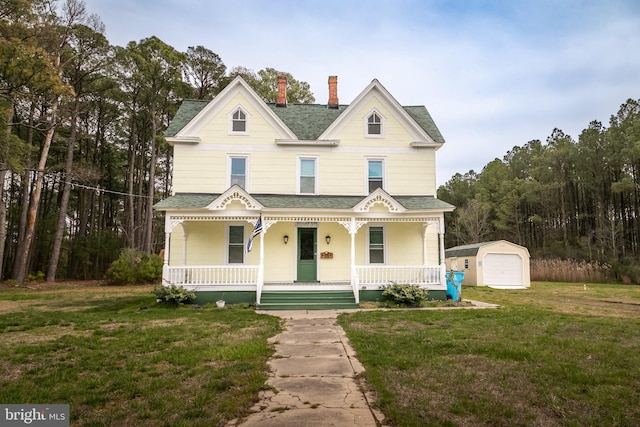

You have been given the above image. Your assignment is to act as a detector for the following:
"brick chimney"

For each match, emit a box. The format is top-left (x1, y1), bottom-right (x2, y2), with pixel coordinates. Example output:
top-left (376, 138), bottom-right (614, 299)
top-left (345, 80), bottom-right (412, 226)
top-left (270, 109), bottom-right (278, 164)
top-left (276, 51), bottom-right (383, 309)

top-left (328, 76), bottom-right (339, 109)
top-left (276, 75), bottom-right (287, 107)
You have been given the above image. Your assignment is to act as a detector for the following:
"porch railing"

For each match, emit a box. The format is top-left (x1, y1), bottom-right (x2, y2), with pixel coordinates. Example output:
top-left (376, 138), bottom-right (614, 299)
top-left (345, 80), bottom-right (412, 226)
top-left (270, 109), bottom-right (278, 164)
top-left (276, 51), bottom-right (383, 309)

top-left (165, 265), bottom-right (259, 286)
top-left (356, 265), bottom-right (442, 286)
top-left (164, 265), bottom-right (441, 288)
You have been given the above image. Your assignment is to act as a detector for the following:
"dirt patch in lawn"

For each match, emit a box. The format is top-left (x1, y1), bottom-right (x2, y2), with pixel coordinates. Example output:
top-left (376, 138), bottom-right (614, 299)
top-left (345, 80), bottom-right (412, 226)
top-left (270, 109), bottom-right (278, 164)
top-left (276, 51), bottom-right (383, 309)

top-left (0, 280), bottom-right (154, 293)
top-left (3, 324), bottom-right (93, 345)
top-left (0, 281), bottom-right (155, 314)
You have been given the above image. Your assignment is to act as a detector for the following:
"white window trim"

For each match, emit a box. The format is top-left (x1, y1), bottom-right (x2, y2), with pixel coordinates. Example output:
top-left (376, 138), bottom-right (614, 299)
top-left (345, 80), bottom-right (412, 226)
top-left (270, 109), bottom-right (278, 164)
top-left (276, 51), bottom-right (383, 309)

top-left (365, 109), bottom-right (385, 138)
top-left (226, 223), bottom-right (246, 265)
top-left (297, 156), bottom-right (318, 195)
top-left (228, 105), bottom-right (250, 135)
top-left (227, 155), bottom-right (249, 191)
top-left (365, 157), bottom-right (385, 194)
top-left (366, 224), bottom-right (386, 264)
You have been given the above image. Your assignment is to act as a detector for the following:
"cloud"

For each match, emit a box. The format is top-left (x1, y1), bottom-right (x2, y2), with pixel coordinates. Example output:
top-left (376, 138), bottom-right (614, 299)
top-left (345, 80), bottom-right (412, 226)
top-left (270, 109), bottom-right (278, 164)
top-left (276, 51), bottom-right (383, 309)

top-left (85, 0), bottom-right (640, 186)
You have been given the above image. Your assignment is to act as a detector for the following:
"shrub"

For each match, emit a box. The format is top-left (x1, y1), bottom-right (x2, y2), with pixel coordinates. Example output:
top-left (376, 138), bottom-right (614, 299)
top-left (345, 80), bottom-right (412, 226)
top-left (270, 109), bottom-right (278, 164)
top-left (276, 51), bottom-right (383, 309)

top-left (611, 259), bottom-right (640, 284)
top-left (381, 283), bottom-right (428, 306)
top-left (153, 284), bottom-right (196, 305)
top-left (26, 271), bottom-right (45, 282)
top-left (106, 249), bottom-right (163, 285)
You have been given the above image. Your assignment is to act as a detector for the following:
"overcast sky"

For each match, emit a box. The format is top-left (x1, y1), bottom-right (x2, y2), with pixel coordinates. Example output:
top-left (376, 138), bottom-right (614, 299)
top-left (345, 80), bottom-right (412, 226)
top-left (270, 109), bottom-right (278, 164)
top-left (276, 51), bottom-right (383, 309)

top-left (84, 0), bottom-right (640, 186)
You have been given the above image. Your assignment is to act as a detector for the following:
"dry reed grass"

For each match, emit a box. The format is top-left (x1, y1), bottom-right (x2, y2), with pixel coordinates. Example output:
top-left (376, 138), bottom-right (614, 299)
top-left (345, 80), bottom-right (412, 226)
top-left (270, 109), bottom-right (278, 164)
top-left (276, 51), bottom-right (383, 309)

top-left (531, 258), bottom-right (612, 282)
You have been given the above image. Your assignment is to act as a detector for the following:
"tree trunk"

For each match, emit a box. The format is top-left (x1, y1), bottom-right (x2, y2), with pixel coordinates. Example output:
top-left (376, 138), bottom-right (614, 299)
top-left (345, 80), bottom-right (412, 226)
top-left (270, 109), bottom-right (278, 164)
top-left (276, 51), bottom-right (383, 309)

top-left (126, 119), bottom-right (136, 248)
top-left (0, 103), bottom-right (13, 280)
top-left (14, 99), bottom-right (59, 285)
top-left (12, 104), bottom-right (36, 278)
top-left (144, 105), bottom-right (157, 253)
top-left (46, 100), bottom-right (78, 282)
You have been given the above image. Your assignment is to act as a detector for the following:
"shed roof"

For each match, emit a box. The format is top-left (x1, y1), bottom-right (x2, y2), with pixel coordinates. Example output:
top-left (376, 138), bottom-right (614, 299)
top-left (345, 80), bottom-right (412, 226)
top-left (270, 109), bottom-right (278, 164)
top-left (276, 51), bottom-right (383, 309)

top-left (444, 240), bottom-right (529, 257)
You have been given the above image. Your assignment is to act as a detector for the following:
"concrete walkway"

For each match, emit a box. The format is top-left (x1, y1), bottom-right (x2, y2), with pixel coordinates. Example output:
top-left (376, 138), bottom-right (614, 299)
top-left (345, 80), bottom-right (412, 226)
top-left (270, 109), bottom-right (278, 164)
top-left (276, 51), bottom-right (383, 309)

top-left (228, 300), bottom-right (500, 426)
top-left (229, 309), bottom-right (384, 426)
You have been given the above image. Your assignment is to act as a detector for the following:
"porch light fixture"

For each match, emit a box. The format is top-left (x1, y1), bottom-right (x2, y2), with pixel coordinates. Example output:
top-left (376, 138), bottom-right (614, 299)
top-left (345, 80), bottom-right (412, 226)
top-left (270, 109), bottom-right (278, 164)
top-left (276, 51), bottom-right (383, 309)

top-left (283, 235), bottom-right (289, 244)
top-left (325, 235), bottom-right (331, 245)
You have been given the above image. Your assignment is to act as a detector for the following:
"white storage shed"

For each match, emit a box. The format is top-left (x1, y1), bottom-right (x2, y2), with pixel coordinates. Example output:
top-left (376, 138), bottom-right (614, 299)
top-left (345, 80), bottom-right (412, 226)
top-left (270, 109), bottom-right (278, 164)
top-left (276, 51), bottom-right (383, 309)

top-left (445, 240), bottom-right (531, 289)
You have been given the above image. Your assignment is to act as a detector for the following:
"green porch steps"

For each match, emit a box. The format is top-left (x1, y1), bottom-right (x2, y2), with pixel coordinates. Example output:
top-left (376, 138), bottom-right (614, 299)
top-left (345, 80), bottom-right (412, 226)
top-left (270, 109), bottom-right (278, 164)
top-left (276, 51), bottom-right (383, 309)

top-left (258, 291), bottom-right (359, 310)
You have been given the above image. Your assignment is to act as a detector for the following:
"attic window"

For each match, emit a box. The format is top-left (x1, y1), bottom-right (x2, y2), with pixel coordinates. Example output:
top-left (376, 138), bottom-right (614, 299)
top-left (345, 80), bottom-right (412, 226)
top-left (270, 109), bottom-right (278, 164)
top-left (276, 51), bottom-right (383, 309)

top-left (367, 112), bottom-right (382, 136)
top-left (232, 108), bottom-right (246, 132)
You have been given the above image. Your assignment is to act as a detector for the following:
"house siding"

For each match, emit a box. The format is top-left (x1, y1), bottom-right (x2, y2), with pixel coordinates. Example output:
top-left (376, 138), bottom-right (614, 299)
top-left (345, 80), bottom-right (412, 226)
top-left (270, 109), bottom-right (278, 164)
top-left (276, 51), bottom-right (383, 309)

top-left (173, 144), bottom-right (437, 196)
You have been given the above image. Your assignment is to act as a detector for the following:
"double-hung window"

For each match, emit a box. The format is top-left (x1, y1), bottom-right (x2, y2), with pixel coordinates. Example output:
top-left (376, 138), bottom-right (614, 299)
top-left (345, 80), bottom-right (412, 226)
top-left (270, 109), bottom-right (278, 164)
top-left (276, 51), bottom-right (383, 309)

top-left (369, 226), bottom-right (385, 264)
top-left (231, 108), bottom-right (247, 133)
top-left (230, 156), bottom-right (247, 189)
top-left (228, 226), bottom-right (244, 264)
top-left (368, 159), bottom-right (384, 193)
top-left (299, 157), bottom-right (317, 194)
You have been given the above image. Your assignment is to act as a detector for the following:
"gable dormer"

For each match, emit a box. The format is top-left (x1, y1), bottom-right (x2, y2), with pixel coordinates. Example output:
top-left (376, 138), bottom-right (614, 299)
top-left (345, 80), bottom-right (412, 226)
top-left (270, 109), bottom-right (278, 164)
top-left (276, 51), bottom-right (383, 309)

top-left (319, 79), bottom-right (443, 148)
top-left (166, 76), bottom-right (297, 145)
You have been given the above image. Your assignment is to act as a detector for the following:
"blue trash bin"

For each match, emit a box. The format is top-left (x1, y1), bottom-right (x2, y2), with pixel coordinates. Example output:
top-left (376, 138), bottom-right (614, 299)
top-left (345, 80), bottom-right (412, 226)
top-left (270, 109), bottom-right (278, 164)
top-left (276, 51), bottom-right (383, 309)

top-left (446, 271), bottom-right (465, 301)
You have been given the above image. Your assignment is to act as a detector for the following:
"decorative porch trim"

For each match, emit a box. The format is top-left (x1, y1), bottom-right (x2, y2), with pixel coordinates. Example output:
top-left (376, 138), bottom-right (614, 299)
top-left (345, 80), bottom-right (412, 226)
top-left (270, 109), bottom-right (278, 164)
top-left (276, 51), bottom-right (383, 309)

top-left (206, 185), bottom-right (264, 211)
top-left (353, 188), bottom-right (406, 213)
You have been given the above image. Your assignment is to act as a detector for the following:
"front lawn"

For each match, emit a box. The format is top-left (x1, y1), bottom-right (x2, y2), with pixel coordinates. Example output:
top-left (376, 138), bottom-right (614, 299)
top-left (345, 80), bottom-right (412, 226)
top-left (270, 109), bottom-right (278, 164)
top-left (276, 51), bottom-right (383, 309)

top-left (0, 284), bottom-right (281, 426)
top-left (4, 282), bottom-right (638, 426)
top-left (339, 282), bottom-right (640, 426)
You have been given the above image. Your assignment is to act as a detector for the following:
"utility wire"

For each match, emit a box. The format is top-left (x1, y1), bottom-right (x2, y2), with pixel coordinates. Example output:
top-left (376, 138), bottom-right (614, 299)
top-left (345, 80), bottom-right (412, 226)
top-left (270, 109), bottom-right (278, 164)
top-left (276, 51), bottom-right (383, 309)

top-left (63, 181), bottom-right (155, 199)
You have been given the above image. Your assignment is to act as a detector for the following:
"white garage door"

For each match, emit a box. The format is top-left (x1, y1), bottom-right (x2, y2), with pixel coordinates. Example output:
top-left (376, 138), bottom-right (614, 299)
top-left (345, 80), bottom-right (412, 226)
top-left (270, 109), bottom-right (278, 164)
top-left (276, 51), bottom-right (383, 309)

top-left (483, 253), bottom-right (523, 288)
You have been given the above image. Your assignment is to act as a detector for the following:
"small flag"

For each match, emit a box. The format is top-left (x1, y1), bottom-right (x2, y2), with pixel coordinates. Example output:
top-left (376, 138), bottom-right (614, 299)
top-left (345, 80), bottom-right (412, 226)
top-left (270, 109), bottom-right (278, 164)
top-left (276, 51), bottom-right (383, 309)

top-left (246, 214), bottom-right (263, 252)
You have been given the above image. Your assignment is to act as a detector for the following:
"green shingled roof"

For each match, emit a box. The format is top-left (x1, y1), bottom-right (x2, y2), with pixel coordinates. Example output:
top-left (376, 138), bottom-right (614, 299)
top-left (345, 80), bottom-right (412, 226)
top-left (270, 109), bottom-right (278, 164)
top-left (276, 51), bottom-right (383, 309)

top-left (165, 99), bottom-right (208, 137)
top-left (268, 104), bottom-right (347, 140)
top-left (154, 193), bottom-right (454, 211)
top-left (404, 106), bottom-right (445, 144)
top-left (164, 100), bottom-right (444, 144)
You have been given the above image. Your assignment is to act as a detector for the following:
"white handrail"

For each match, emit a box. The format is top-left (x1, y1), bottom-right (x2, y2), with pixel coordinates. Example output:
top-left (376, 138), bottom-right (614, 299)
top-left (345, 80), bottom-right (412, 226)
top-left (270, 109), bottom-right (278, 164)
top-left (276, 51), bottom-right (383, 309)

top-left (356, 265), bottom-right (441, 285)
top-left (166, 265), bottom-right (259, 286)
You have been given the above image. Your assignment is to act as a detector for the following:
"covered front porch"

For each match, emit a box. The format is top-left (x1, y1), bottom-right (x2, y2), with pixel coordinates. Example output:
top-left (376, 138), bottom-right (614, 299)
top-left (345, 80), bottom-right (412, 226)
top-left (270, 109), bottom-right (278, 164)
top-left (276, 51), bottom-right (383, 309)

top-left (156, 187), bottom-right (453, 305)
top-left (161, 215), bottom-right (447, 304)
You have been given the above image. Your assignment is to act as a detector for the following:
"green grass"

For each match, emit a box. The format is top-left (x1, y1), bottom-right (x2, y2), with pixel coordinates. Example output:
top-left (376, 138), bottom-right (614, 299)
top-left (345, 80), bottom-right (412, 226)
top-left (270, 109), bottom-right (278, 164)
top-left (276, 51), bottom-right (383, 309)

top-left (5, 282), bottom-right (639, 426)
top-left (0, 284), bottom-right (281, 426)
top-left (338, 282), bottom-right (640, 427)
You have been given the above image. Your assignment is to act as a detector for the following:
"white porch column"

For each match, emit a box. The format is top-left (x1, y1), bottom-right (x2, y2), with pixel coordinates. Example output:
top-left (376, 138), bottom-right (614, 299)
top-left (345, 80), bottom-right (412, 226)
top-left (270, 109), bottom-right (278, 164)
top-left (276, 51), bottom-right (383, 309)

top-left (257, 223), bottom-right (265, 304)
top-left (422, 224), bottom-right (429, 283)
top-left (162, 214), bottom-right (171, 285)
top-left (349, 218), bottom-right (360, 303)
top-left (339, 218), bottom-right (366, 303)
top-left (182, 223), bottom-right (188, 266)
top-left (422, 224), bottom-right (429, 265)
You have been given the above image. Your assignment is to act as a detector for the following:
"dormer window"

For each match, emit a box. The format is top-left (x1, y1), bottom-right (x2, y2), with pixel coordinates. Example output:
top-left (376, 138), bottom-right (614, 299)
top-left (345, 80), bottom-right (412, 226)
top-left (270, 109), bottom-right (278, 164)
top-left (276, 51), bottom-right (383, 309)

top-left (231, 108), bottom-right (246, 132)
top-left (367, 112), bottom-right (382, 136)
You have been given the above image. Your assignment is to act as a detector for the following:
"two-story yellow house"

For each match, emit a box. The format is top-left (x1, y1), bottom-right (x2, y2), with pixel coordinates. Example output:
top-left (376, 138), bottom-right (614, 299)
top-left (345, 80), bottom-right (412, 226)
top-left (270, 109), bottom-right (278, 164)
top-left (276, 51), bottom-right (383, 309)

top-left (154, 75), bottom-right (454, 309)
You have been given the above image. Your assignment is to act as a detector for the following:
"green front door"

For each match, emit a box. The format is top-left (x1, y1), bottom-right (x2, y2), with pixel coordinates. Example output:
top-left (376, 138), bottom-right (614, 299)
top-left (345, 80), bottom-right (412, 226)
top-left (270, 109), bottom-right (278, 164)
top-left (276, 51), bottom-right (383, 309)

top-left (297, 228), bottom-right (317, 282)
